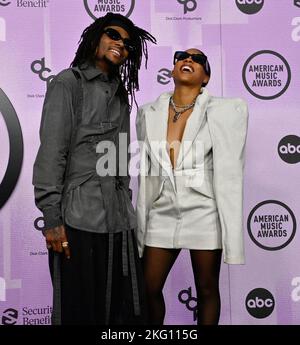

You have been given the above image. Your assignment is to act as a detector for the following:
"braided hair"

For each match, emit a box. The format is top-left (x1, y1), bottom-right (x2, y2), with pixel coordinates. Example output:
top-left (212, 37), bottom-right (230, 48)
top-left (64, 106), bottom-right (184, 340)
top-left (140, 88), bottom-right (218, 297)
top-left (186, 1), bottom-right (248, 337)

top-left (70, 12), bottom-right (156, 108)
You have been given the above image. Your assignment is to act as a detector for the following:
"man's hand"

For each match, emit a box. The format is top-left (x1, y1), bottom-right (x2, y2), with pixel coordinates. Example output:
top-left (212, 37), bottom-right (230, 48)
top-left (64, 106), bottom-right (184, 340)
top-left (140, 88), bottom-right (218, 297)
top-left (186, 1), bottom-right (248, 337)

top-left (43, 225), bottom-right (71, 259)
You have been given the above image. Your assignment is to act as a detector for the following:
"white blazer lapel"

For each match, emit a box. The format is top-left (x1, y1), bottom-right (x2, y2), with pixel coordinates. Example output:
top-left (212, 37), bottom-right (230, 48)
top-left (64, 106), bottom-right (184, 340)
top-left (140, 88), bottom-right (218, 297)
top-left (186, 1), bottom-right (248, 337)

top-left (176, 88), bottom-right (210, 169)
top-left (144, 92), bottom-right (175, 189)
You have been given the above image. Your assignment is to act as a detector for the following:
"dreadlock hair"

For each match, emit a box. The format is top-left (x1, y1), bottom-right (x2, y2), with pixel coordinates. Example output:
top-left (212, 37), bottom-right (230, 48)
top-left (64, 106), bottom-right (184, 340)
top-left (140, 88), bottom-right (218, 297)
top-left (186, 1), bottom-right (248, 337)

top-left (70, 12), bottom-right (156, 109)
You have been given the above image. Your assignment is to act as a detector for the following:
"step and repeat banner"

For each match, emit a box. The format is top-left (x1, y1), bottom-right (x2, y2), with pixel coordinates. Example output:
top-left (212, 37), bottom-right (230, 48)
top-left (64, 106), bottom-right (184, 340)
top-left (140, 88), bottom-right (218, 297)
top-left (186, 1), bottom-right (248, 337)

top-left (0, 0), bottom-right (299, 325)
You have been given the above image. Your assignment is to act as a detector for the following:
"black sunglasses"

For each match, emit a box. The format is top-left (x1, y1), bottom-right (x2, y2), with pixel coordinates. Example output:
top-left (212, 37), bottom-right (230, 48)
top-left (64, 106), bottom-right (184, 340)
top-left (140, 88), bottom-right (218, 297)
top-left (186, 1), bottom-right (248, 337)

top-left (173, 51), bottom-right (210, 74)
top-left (103, 28), bottom-right (135, 52)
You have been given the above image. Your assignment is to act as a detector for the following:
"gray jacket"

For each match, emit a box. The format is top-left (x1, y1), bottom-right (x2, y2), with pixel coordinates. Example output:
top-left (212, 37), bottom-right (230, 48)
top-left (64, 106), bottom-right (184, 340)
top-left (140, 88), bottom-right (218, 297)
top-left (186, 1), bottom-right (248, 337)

top-left (33, 63), bottom-right (137, 233)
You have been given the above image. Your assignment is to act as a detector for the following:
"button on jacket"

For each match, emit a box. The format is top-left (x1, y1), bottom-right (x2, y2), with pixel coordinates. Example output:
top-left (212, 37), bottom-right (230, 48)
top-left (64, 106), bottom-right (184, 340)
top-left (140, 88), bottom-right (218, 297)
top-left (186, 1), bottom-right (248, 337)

top-left (33, 63), bottom-right (137, 233)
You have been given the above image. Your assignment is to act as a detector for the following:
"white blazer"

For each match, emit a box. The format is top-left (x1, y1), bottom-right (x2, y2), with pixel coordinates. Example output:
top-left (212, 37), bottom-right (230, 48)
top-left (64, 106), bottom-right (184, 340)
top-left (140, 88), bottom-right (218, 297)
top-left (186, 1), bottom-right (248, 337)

top-left (135, 88), bottom-right (249, 264)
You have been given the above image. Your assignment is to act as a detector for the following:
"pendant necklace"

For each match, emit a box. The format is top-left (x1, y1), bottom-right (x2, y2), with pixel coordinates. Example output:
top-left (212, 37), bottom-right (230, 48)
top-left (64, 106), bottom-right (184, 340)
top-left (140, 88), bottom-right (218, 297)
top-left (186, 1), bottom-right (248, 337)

top-left (169, 96), bottom-right (197, 123)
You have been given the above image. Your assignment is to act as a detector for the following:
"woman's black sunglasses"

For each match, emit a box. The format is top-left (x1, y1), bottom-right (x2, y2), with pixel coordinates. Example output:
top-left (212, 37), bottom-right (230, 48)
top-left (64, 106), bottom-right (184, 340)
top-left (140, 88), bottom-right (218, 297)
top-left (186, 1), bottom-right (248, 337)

top-left (103, 28), bottom-right (136, 52)
top-left (173, 51), bottom-right (210, 74)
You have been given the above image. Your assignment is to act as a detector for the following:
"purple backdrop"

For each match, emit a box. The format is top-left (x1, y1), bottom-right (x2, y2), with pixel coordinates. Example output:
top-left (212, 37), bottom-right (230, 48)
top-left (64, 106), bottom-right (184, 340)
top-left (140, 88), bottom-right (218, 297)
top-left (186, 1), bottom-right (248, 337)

top-left (0, 0), bottom-right (300, 325)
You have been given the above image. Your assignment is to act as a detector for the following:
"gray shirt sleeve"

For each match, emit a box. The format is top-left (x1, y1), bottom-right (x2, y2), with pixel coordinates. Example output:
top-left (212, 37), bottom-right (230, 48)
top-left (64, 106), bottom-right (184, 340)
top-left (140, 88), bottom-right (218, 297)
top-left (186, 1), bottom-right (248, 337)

top-left (32, 78), bottom-right (73, 230)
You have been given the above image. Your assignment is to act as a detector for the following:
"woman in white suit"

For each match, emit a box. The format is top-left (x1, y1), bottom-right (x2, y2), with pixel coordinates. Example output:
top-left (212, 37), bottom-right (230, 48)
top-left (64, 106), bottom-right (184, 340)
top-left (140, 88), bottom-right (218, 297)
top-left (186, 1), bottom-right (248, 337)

top-left (136, 48), bottom-right (248, 325)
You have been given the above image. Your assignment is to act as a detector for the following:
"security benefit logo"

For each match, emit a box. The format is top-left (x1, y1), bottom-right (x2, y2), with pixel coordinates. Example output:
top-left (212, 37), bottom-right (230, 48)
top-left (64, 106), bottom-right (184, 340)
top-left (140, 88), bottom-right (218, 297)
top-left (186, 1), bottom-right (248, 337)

top-left (22, 305), bottom-right (52, 325)
top-left (1, 308), bottom-right (18, 325)
top-left (84, 0), bottom-right (135, 20)
top-left (0, 0), bottom-right (49, 8)
top-left (235, 0), bottom-right (264, 15)
top-left (157, 68), bottom-right (172, 85)
top-left (0, 89), bottom-right (23, 209)
top-left (178, 286), bottom-right (197, 322)
top-left (1, 306), bottom-right (52, 325)
top-left (278, 135), bottom-right (300, 164)
top-left (246, 288), bottom-right (275, 319)
top-left (247, 200), bottom-right (296, 251)
top-left (242, 50), bottom-right (291, 100)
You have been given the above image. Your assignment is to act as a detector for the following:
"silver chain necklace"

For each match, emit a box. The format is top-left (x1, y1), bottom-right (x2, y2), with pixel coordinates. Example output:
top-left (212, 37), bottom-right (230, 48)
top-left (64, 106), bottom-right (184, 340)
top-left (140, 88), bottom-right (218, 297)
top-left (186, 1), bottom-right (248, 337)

top-left (169, 96), bottom-right (197, 123)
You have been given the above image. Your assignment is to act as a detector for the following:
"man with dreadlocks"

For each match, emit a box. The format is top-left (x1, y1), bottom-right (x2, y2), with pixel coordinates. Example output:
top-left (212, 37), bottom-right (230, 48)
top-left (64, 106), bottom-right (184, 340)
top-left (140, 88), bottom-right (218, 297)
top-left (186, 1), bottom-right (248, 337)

top-left (33, 12), bottom-right (156, 325)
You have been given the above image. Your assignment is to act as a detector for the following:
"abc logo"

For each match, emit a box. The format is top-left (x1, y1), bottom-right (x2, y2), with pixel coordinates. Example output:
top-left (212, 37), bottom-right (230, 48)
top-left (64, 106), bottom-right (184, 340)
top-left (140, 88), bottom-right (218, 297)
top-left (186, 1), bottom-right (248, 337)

top-left (246, 288), bottom-right (275, 318)
top-left (236, 0), bottom-right (264, 15)
top-left (278, 135), bottom-right (300, 164)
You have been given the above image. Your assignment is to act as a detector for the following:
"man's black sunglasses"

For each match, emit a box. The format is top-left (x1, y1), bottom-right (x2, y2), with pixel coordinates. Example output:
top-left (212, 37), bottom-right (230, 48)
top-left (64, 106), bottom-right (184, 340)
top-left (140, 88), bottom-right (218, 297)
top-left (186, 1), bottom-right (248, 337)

top-left (173, 51), bottom-right (209, 74)
top-left (103, 28), bottom-right (136, 52)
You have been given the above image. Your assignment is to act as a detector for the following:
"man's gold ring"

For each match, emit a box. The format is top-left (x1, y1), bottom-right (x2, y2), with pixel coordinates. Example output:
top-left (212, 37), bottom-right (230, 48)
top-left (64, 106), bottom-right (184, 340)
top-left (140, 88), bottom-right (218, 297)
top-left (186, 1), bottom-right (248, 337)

top-left (62, 241), bottom-right (69, 248)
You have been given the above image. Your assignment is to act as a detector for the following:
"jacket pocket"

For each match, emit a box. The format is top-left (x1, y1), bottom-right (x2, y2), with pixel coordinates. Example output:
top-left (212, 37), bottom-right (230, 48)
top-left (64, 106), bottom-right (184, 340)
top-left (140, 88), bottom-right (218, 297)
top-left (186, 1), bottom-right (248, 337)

top-left (185, 169), bottom-right (215, 199)
top-left (151, 179), bottom-right (168, 208)
top-left (190, 184), bottom-right (215, 199)
top-left (189, 174), bottom-right (215, 199)
top-left (63, 176), bottom-right (106, 231)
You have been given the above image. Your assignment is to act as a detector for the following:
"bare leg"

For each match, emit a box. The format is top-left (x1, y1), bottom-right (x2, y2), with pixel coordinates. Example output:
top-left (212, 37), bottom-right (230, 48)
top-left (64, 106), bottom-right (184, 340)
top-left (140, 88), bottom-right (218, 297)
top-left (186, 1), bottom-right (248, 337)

top-left (143, 246), bottom-right (181, 325)
top-left (190, 249), bottom-right (222, 325)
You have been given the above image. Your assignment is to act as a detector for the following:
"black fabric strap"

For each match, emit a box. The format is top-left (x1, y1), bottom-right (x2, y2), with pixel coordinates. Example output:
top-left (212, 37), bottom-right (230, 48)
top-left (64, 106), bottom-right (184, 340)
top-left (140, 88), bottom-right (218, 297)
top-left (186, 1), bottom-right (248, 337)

top-left (51, 253), bottom-right (62, 325)
top-left (63, 69), bottom-right (83, 180)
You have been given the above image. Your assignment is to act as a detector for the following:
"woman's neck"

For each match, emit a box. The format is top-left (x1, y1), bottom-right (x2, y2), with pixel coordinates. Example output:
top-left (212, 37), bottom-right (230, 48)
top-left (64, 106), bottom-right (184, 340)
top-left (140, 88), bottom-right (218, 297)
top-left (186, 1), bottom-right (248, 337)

top-left (172, 85), bottom-right (202, 105)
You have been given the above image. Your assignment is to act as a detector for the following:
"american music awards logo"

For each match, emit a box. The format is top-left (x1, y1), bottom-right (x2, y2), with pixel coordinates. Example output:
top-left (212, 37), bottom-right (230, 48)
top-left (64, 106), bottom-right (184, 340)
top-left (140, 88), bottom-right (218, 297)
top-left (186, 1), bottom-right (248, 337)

top-left (242, 50), bottom-right (291, 100)
top-left (84, 0), bottom-right (135, 20)
top-left (247, 200), bottom-right (296, 251)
